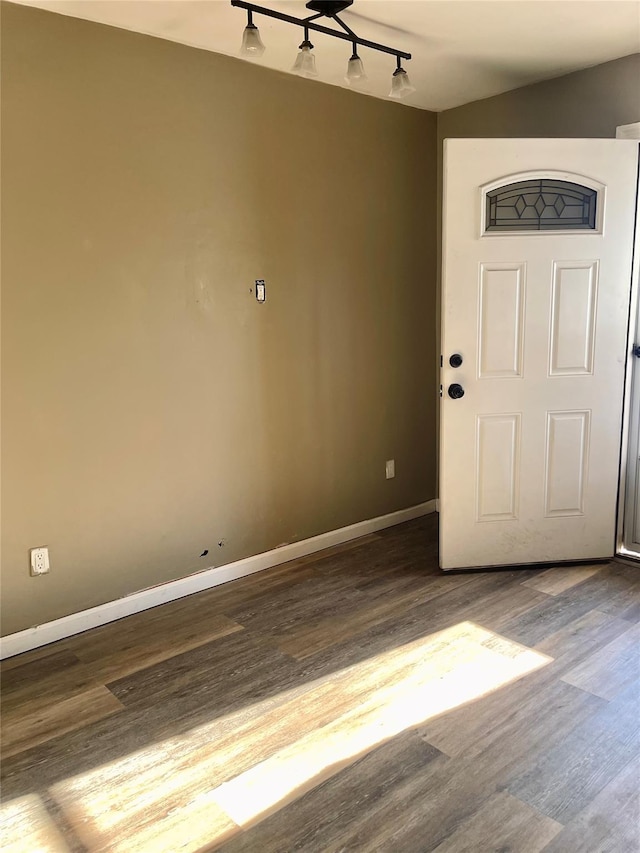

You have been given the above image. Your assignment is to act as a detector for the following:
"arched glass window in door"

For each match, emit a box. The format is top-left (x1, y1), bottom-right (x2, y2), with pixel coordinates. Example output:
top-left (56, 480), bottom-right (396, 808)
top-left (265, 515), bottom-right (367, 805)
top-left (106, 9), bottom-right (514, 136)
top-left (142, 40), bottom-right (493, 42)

top-left (485, 179), bottom-right (598, 232)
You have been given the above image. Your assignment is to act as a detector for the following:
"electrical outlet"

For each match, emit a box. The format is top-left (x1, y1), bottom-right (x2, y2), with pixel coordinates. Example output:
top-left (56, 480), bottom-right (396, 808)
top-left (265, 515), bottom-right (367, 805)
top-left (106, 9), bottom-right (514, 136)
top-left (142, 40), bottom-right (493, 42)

top-left (30, 547), bottom-right (50, 576)
top-left (385, 459), bottom-right (395, 479)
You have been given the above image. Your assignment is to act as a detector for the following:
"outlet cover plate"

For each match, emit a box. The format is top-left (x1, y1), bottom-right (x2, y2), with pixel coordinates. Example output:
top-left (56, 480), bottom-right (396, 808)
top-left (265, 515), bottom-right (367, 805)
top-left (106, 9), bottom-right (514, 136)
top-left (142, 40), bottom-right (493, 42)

top-left (30, 547), bottom-right (50, 576)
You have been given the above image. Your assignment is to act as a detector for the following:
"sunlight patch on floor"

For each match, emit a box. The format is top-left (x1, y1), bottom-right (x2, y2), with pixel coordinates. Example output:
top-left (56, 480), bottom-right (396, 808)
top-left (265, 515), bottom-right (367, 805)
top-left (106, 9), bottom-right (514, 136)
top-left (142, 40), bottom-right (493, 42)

top-left (208, 623), bottom-right (550, 826)
top-left (0, 794), bottom-right (69, 853)
top-left (1, 622), bottom-right (551, 852)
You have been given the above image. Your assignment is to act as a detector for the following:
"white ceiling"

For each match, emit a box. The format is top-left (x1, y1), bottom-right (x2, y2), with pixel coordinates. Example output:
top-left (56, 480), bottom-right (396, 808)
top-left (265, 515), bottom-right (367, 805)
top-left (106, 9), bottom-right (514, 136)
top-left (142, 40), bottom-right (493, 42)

top-left (12, 0), bottom-right (640, 110)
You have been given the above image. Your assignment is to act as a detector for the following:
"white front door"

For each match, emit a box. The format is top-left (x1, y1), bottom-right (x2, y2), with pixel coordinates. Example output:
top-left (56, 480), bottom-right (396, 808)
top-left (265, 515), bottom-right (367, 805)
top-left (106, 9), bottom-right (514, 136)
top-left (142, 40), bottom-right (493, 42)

top-left (440, 138), bottom-right (639, 570)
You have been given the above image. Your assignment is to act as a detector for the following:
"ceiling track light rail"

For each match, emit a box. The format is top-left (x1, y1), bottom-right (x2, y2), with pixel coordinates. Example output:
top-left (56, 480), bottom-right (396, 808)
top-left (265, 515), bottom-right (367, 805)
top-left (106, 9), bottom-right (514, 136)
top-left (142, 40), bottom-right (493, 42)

top-left (232, 0), bottom-right (414, 98)
top-left (231, 0), bottom-right (411, 60)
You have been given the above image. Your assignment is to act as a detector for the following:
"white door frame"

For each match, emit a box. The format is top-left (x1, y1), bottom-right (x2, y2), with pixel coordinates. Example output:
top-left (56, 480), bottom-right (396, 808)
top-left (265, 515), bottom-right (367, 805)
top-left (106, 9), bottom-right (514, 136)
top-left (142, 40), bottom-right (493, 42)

top-left (616, 145), bottom-right (640, 558)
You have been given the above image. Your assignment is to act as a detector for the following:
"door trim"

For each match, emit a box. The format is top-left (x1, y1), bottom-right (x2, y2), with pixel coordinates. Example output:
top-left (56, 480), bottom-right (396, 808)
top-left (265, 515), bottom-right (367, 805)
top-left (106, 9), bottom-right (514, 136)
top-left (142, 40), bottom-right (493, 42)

top-left (616, 144), bottom-right (640, 558)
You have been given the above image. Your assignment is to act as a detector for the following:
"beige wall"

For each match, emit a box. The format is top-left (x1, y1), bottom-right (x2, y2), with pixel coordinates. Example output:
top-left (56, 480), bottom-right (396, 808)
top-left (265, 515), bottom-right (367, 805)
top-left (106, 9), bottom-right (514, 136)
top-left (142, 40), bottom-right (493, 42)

top-left (1, 1), bottom-right (438, 635)
top-left (438, 53), bottom-right (640, 141)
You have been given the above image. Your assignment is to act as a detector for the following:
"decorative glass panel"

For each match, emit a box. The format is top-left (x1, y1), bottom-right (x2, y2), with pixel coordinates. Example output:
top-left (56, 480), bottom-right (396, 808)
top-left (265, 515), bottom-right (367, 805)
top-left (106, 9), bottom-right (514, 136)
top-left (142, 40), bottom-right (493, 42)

top-left (485, 179), bottom-right (597, 232)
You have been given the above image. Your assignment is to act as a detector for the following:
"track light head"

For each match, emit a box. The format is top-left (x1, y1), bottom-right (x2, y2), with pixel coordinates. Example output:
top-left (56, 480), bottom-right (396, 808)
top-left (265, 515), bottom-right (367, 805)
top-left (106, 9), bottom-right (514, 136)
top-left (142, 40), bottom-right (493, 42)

top-left (241, 22), bottom-right (266, 57)
top-left (345, 49), bottom-right (367, 85)
top-left (292, 40), bottom-right (318, 77)
top-left (389, 64), bottom-right (415, 99)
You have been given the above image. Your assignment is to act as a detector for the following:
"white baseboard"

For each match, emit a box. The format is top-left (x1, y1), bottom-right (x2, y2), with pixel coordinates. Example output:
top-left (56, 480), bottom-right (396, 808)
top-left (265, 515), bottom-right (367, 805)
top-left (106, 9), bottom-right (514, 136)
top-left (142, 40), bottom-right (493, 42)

top-left (0, 500), bottom-right (435, 660)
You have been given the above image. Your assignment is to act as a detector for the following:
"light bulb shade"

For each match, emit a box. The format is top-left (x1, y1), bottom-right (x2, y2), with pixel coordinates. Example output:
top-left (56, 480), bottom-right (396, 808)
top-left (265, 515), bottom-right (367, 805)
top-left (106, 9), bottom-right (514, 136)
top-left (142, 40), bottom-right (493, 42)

top-left (389, 67), bottom-right (415, 99)
top-left (345, 55), bottom-right (367, 84)
top-left (292, 44), bottom-right (318, 77)
top-left (241, 23), bottom-right (265, 57)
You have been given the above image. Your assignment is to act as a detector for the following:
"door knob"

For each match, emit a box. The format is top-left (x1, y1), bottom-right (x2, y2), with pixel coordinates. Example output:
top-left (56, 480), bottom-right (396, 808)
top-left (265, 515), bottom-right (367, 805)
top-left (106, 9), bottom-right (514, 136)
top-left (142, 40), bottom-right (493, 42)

top-left (449, 353), bottom-right (463, 368)
top-left (448, 383), bottom-right (465, 399)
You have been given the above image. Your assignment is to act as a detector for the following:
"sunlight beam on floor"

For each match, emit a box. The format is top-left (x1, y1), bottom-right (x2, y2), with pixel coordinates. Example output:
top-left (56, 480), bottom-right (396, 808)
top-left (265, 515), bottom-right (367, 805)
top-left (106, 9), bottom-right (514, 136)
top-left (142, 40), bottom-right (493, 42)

top-left (208, 623), bottom-right (550, 826)
top-left (3, 622), bottom-right (551, 852)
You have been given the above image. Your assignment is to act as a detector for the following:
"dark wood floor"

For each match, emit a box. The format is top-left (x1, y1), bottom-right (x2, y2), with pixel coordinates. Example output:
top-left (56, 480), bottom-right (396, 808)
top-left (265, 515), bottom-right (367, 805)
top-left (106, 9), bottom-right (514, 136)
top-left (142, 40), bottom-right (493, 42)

top-left (1, 514), bottom-right (639, 852)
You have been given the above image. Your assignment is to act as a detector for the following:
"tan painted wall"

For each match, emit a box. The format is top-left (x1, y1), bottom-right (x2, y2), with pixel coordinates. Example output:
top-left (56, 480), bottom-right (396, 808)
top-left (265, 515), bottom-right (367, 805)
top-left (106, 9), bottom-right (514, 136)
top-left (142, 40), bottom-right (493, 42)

top-left (0, 1), bottom-right (438, 635)
top-left (438, 53), bottom-right (640, 141)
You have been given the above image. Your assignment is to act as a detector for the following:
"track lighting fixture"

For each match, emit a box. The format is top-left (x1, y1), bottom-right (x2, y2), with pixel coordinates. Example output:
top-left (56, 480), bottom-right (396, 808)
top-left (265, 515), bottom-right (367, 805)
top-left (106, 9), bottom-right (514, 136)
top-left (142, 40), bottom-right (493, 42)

top-left (232, 0), bottom-right (413, 100)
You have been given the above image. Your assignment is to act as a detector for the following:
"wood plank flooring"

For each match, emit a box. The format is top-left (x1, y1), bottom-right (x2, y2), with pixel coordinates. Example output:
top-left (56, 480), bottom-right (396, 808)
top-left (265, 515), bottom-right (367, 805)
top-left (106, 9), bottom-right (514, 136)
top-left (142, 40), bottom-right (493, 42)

top-left (1, 514), bottom-right (639, 852)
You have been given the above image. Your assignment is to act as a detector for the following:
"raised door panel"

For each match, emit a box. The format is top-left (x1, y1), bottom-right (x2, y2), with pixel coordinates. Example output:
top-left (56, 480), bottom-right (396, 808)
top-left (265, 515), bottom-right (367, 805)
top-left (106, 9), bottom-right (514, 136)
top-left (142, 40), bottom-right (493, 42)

top-left (544, 410), bottom-right (591, 517)
top-left (549, 261), bottom-right (598, 376)
top-left (476, 414), bottom-right (521, 522)
top-left (478, 264), bottom-right (525, 379)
